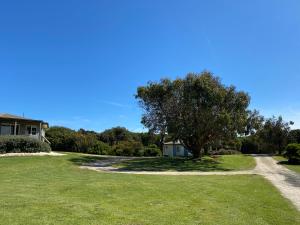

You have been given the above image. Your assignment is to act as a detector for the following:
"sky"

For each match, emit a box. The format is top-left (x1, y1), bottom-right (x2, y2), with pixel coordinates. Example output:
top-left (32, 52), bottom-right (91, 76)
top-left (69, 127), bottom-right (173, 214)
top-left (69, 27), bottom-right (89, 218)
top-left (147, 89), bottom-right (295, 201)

top-left (0, 0), bottom-right (300, 132)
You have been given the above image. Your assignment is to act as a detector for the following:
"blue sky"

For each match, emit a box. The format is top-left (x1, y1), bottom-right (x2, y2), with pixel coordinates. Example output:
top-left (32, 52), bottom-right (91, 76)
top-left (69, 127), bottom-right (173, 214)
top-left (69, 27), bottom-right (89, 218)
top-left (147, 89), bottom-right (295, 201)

top-left (1, 0), bottom-right (300, 132)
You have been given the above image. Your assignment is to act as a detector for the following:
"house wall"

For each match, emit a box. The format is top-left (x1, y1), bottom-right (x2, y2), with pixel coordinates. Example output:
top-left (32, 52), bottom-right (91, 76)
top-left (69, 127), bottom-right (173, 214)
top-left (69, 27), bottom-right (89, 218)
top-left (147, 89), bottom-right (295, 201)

top-left (163, 145), bottom-right (174, 157)
top-left (0, 120), bottom-right (43, 140)
top-left (163, 144), bottom-right (189, 157)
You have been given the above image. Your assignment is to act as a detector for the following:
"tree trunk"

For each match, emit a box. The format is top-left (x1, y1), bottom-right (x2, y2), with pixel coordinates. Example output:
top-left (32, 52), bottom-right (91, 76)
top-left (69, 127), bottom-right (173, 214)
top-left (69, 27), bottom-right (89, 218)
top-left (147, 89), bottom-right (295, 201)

top-left (191, 145), bottom-right (203, 159)
top-left (159, 132), bottom-right (165, 153)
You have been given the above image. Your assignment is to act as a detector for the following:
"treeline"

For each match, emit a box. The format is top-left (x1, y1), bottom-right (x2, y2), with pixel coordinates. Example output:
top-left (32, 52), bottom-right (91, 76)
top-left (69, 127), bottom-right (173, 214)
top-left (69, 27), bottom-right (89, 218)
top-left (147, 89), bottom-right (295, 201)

top-left (45, 126), bottom-right (162, 156)
top-left (240, 116), bottom-right (300, 156)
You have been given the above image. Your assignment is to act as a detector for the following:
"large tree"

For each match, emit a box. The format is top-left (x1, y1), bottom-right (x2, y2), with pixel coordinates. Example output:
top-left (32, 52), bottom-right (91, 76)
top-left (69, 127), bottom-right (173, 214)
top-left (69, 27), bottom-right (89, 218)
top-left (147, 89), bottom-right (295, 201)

top-left (245, 109), bottom-right (264, 136)
top-left (136, 79), bottom-right (173, 150)
top-left (136, 71), bottom-right (250, 158)
top-left (257, 116), bottom-right (293, 154)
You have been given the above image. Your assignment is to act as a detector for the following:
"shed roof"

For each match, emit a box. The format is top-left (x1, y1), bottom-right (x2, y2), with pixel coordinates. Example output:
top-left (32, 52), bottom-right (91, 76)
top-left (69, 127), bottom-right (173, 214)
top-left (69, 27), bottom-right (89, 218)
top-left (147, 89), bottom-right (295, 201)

top-left (164, 140), bottom-right (182, 145)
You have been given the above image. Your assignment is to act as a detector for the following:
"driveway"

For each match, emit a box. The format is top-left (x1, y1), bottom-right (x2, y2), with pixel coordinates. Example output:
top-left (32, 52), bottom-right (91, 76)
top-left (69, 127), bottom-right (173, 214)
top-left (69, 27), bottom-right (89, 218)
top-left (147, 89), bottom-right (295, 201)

top-left (253, 155), bottom-right (300, 211)
top-left (80, 155), bottom-right (300, 211)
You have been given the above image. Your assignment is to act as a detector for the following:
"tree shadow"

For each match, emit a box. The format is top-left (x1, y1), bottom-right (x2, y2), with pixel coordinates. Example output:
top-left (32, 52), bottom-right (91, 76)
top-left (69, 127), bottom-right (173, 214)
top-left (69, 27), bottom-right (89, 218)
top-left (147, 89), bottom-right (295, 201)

top-left (116, 157), bottom-right (232, 172)
top-left (69, 155), bottom-right (110, 166)
top-left (277, 161), bottom-right (300, 166)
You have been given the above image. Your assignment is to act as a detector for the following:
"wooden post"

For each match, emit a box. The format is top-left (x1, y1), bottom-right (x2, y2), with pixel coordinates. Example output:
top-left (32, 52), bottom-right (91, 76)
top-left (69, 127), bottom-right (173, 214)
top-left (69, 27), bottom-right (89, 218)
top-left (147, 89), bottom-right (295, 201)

top-left (39, 122), bottom-right (42, 141)
top-left (14, 121), bottom-right (17, 135)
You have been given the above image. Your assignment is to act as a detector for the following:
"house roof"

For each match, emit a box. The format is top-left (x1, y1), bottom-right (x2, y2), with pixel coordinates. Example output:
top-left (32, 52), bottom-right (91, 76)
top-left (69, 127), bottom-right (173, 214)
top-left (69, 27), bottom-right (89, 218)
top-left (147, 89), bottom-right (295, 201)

top-left (0, 113), bottom-right (48, 126)
top-left (164, 140), bottom-right (182, 145)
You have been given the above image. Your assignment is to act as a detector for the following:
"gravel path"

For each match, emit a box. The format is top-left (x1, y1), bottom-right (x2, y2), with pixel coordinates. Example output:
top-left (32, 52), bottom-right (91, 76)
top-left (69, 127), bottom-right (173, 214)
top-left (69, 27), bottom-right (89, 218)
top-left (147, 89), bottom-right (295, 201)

top-left (0, 152), bottom-right (65, 157)
top-left (80, 155), bottom-right (300, 210)
top-left (253, 156), bottom-right (300, 211)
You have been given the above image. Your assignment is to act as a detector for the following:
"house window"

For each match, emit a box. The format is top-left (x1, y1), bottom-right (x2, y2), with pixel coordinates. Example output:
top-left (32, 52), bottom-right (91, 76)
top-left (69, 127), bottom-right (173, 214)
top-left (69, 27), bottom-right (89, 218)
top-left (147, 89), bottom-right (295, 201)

top-left (32, 127), bottom-right (37, 135)
top-left (10, 126), bottom-right (14, 135)
top-left (26, 126), bottom-right (37, 135)
top-left (27, 126), bottom-right (32, 135)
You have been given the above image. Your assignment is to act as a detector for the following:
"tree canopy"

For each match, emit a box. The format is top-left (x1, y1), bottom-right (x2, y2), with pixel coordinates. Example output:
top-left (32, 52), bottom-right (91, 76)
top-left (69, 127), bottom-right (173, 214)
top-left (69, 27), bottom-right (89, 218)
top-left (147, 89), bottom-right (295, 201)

top-left (136, 71), bottom-right (250, 158)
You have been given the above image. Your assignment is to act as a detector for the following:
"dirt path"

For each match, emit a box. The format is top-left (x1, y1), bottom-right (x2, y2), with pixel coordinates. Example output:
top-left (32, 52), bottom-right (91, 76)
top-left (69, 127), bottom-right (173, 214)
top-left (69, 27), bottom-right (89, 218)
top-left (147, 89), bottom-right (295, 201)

top-left (0, 152), bottom-right (65, 157)
top-left (253, 156), bottom-right (300, 211)
top-left (80, 155), bottom-right (300, 210)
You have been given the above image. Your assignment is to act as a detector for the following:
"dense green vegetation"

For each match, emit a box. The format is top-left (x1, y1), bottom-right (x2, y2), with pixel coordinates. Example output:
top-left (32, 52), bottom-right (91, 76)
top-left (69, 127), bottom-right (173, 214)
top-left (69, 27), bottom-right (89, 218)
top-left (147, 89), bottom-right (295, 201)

top-left (241, 116), bottom-right (295, 154)
top-left (274, 156), bottom-right (300, 173)
top-left (46, 126), bottom-right (161, 156)
top-left (284, 143), bottom-right (300, 163)
top-left (0, 136), bottom-right (51, 153)
top-left (114, 155), bottom-right (255, 171)
top-left (0, 154), bottom-right (299, 225)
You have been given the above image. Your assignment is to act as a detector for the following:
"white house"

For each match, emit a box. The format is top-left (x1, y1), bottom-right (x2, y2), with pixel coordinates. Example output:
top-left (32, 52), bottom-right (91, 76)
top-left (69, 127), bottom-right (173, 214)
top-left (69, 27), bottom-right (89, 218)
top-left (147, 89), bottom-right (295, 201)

top-left (163, 140), bottom-right (190, 157)
top-left (0, 113), bottom-right (50, 143)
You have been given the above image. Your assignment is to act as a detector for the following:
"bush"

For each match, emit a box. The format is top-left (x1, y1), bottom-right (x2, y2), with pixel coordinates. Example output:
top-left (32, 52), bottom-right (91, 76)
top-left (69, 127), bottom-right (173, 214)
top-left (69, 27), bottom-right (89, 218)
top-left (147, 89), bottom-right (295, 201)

top-left (0, 136), bottom-right (51, 154)
top-left (143, 144), bottom-right (162, 156)
top-left (86, 140), bottom-right (111, 155)
top-left (241, 137), bottom-right (259, 154)
top-left (284, 143), bottom-right (300, 164)
top-left (112, 141), bottom-right (144, 156)
top-left (46, 126), bottom-right (75, 151)
top-left (68, 133), bottom-right (111, 154)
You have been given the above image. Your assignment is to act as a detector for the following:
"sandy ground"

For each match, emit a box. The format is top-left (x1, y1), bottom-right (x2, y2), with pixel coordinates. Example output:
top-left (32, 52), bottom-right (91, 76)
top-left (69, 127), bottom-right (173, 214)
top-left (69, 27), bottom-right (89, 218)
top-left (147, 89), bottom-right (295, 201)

top-left (253, 156), bottom-right (300, 211)
top-left (80, 155), bottom-right (300, 211)
top-left (0, 152), bottom-right (65, 157)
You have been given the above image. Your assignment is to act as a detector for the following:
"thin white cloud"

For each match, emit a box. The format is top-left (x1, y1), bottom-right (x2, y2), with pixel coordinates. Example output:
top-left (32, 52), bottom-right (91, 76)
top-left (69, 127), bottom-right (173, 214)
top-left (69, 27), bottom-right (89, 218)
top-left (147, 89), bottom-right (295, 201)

top-left (49, 116), bottom-right (91, 128)
top-left (118, 115), bottom-right (127, 119)
top-left (99, 100), bottom-right (132, 108)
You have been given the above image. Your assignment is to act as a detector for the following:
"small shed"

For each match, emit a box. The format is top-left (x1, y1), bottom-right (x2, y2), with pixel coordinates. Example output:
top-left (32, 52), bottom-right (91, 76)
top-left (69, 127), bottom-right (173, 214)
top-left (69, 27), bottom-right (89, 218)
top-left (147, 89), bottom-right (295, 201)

top-left (163, 140), bottom-right (190, 157)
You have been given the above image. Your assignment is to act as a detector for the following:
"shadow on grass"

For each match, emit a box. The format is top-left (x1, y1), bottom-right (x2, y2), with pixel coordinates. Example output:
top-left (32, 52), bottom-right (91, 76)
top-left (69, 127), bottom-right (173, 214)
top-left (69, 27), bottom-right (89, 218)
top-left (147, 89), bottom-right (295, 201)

top-left (69, 155), bottom-right (110, 166)
top-left (116, 157), bottom-right (232, 172)
top-left (68, 155), bottom-right (233, 172)
top-left (276, 159), bottom-right (300, 166)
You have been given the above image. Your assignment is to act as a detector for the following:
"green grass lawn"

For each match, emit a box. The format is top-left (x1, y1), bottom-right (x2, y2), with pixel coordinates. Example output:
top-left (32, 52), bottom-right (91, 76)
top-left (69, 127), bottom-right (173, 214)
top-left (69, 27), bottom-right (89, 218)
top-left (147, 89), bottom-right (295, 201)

top-left (114, 155), bottom-right (256, 171)
top-left (0, 153), bottom-right (299, 225)
top-left (273, 156), bottom-right (300, 173)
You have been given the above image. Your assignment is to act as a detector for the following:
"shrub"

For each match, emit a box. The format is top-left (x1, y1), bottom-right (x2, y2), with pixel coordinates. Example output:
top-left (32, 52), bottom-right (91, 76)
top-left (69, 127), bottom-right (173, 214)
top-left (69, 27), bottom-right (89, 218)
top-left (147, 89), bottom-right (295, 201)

top-left (283, 143), bottom-right (300, 164)
top-left (112, 141), bottom-right (144, 156)
top-left (143, 144), bottom-right (162, 156)
top-left (68, 133), bottom-right (111, 154)
top-left (87, 141), bottom-right (111, 155)
top-left (241, 137), bottom-right (259, 154)
top-left (46, 126), bottom-right (75, 151)
top-left (0, 136), bottom-right (51, 154)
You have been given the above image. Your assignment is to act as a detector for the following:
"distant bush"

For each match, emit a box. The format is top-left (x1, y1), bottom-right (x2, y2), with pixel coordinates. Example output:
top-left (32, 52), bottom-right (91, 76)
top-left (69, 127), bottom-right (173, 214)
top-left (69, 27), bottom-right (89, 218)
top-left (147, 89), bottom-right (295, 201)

top-left (0, 136), bottom-right (51, 154)
top-left (143, 144), bottom-right (162, 156)
top-left (87, 141), bottom-right (111, 155)
top-left (112, 141), bottom-right (144, 156)
top-left (283, 143), bottom-right (300, 164)
top-left (46, 126), bottom-right (162, 157)
top-left (46, 127), bottom-right (111, 155)
top-left (46, 126), bottom-right (75, 150)
top-left (241, 137), bottom-right (259, 154)
top-left (70, 133), bottom-right (111, 154)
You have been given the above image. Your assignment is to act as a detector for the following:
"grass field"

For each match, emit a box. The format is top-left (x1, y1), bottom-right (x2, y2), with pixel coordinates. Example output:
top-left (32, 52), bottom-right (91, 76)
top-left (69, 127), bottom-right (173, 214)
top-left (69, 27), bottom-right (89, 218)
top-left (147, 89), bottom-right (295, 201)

top-left (0, 153), bottom-right (299, 225)
top-left (113, 155), bottom-right (256, 171)
top-left (273, 156), bottom-right (300, 173)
